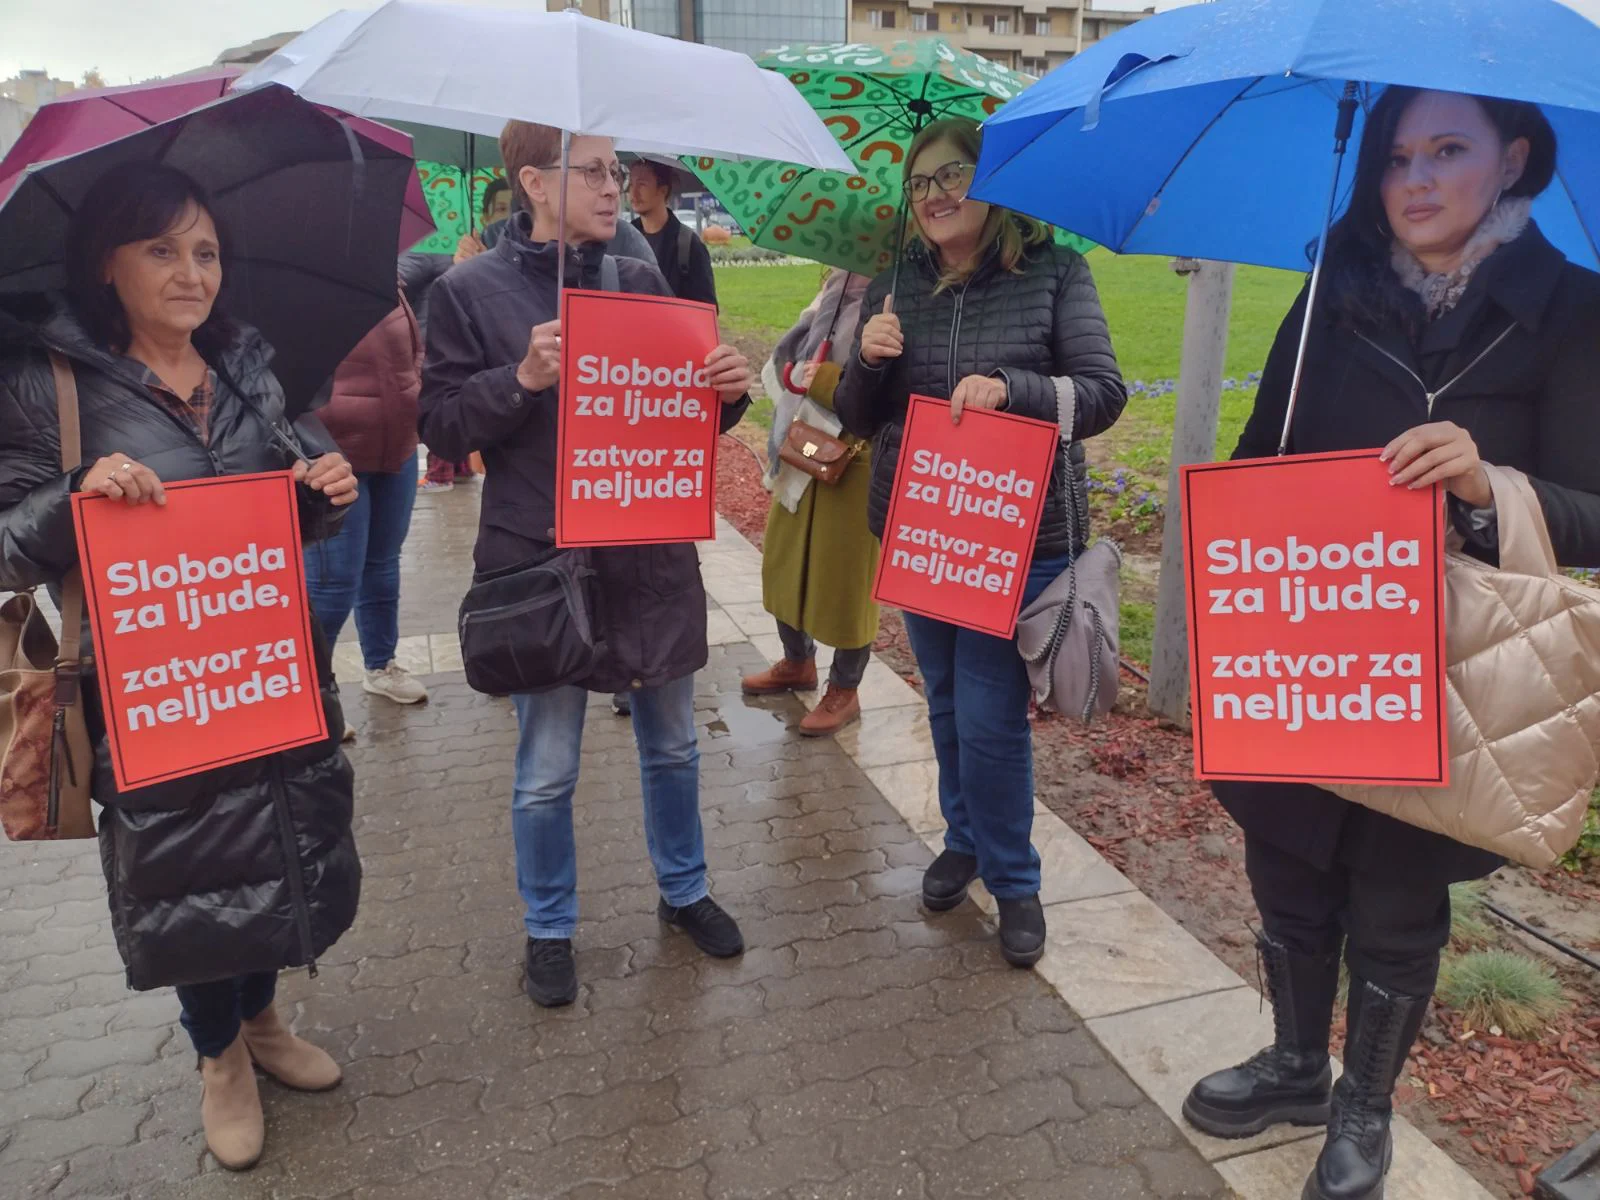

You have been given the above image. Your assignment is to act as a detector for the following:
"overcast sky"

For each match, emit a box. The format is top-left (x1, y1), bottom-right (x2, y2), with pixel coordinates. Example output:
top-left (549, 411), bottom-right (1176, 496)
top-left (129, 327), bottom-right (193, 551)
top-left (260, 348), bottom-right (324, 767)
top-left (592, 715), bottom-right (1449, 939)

top-left (2, 0), bottom-right (1198, 87)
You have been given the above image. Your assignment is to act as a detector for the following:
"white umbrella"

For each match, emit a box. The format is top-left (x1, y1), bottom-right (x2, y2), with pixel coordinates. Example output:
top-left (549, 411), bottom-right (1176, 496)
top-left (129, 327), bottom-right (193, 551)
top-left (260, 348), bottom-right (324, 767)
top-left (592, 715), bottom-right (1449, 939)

top-left (236, 1), bottom-right (852, 289)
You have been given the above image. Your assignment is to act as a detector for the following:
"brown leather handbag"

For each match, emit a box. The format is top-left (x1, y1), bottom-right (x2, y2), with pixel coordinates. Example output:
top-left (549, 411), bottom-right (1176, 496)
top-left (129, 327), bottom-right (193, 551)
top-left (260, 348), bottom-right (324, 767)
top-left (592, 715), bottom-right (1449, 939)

top-left (0, 352), bottom-right (95, 841)
top-left (778, 420), bottom-right (858, 485)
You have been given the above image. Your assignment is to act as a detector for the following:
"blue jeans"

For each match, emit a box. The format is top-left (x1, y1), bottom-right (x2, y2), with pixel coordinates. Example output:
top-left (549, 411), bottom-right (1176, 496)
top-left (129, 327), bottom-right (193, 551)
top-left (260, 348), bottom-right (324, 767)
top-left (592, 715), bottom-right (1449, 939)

top-left (511, 674), bottom-right (708, 938)
top-left (304, 452), bottom-right (418, 670)
top-left (176, 971), bottom-right (277, 1058)
top-left (902, 555), bottom-right (1069, 900)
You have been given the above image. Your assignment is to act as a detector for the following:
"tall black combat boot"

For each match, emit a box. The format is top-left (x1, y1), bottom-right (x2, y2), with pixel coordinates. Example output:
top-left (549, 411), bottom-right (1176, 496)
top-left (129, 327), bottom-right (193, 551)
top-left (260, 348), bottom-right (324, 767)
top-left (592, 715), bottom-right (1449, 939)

top-left (1301, 977), bottom-right (1429, 1200)
top-left (1182, 933), bottom-right (1340, 1137)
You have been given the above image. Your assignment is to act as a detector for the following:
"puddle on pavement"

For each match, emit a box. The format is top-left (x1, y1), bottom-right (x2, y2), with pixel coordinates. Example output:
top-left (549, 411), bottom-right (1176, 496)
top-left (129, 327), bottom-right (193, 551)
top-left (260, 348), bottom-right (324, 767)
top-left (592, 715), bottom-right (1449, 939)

top-left (704, 696), bottom-right (791, 744)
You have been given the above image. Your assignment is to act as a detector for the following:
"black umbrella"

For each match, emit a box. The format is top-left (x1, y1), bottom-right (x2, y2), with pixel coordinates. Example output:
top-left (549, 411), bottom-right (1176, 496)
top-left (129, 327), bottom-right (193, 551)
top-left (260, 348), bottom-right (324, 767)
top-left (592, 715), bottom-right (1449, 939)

top-left (0, 84), bottom-right (417, 418)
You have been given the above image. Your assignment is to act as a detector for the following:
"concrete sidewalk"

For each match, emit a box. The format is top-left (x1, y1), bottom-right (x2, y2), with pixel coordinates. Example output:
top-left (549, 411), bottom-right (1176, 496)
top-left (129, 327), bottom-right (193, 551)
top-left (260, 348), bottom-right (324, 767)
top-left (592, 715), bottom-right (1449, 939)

top-left (0, 486), bottom-right (1490, 1199)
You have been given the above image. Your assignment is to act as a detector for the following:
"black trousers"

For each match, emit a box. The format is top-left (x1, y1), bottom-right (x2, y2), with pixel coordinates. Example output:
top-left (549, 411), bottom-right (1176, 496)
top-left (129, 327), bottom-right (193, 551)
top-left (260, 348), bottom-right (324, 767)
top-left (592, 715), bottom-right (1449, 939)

top-left (1244, 833), bottom-right (1452, 997)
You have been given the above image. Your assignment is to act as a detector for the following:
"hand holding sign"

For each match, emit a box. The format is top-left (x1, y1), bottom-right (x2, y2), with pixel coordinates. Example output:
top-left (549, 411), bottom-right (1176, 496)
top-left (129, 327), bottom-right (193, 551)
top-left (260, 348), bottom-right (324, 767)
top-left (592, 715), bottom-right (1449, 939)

top-left (703, 343), bottom-right (752, 404)
top-left (1382, 420), bottom-right (1491, 507)
top-left (949, 375), bottom-right (1007, 425)
top-left (82, 454), bottom-right (167, 506)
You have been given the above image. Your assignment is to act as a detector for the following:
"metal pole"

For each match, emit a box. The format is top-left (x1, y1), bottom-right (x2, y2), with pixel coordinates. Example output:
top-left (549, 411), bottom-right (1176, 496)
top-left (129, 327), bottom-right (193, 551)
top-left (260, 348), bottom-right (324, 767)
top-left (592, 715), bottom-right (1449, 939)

top-left (555, 129), bottom-right (572, 300)
top-left (1278, 82), bottom-right (1361, 454)
top-left (1148, 259), bottom-right (1236, 726)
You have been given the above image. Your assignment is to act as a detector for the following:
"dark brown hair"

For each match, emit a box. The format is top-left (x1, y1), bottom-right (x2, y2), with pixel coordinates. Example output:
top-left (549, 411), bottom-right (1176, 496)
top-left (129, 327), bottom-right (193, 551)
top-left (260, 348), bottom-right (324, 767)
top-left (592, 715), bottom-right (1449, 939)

top-left (65, 161), bottom-right (235, 355)
top-left (904, 117), bottom-right (1051, 293)
top-left (1322, 86), bottom-right (1557, 336)
top-left (631, 159), bottom-right (674, 200)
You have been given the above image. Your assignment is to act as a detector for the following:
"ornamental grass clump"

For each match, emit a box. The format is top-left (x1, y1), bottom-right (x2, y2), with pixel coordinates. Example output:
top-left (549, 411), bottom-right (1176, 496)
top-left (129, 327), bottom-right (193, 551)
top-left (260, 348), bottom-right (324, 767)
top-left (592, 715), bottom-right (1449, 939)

top-left (1436, 950), bottom-right (1569, 1039)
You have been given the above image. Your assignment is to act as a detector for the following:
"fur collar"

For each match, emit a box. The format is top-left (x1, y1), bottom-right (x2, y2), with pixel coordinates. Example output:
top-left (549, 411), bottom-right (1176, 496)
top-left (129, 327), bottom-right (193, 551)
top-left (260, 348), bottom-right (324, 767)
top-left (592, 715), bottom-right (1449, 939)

top-left (1391, 197), bottom-right (1533, 319)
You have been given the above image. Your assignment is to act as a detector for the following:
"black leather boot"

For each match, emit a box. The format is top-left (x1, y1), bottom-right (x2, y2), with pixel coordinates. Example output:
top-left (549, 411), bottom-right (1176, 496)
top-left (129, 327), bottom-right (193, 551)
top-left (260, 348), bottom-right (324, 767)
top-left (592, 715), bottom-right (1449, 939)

top-left (1301, 977), bottom-right (1428, 1200)
top-left (1182, 933), bottom-right (1340, 1138)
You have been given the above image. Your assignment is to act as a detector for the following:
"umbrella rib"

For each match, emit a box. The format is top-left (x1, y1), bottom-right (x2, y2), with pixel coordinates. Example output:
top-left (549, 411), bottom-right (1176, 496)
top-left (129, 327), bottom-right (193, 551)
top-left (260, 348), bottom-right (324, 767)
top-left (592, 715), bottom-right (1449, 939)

top-left (98, 97), bottom-right (160, 127)
top-left (1553, 160), bottom-right (1600, 265)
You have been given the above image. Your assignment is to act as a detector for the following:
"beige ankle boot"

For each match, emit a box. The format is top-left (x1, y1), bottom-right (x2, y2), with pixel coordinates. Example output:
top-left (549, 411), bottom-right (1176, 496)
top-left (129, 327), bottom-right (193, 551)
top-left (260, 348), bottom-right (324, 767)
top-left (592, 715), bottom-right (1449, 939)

top-left (241, 1004), bottom-right (342, 1092)
top-left (199, 1034), bottom-right (264, 1171)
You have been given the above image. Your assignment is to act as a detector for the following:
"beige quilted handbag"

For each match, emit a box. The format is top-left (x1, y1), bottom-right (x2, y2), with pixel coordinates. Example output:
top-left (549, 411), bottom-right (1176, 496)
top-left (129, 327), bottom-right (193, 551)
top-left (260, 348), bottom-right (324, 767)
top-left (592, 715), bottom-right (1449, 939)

top-left (1330, 464), bottom-right (1600, 869)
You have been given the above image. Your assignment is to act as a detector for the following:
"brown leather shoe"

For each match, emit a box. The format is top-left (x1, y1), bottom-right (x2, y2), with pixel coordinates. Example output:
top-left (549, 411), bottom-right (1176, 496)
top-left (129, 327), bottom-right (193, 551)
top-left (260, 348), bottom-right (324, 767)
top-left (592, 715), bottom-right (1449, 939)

top-left (241, 1004), bottom-right (342, 1092)
top-left (799, 686), bottom-right (861, 737)
top-left (742, 657), bottom-right (818, 695)
top-left (200, 1034), bottom-right (264, 1171)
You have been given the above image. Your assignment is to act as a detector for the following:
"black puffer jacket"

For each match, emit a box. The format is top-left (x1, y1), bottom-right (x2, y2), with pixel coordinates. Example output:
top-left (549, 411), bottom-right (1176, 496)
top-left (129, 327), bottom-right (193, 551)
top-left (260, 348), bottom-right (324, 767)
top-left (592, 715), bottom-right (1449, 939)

top-left (835, 236), bottom-right (1128, 559)
top-left (0, 300), bottom-right (360, 991)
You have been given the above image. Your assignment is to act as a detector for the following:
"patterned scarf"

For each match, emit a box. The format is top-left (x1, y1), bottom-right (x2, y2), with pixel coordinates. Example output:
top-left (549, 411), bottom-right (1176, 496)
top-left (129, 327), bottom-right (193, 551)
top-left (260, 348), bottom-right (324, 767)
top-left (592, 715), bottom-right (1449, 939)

top-left (1391, 197), bottom-right (1532, 319)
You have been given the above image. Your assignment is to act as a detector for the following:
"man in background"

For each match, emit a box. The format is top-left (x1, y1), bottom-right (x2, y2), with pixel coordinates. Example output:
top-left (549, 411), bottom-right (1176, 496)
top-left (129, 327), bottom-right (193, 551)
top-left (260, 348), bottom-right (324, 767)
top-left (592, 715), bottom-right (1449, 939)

top-left (628, 159), bottom-right (716, 308)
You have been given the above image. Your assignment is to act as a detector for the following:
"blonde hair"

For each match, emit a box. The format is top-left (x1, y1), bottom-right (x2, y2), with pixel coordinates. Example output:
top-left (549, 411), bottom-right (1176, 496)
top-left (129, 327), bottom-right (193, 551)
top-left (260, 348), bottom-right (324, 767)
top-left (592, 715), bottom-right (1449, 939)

top-left (904, 118), bottom-right (1051, 294)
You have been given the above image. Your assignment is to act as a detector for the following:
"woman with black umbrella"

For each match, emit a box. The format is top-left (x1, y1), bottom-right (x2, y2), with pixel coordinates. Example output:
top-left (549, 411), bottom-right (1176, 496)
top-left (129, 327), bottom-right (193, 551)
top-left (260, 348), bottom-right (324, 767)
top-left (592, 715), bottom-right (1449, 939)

top-left (1183, 88), bottom-right (1600, 1200)
top-left (0, 161), bottom-right (362, 1172)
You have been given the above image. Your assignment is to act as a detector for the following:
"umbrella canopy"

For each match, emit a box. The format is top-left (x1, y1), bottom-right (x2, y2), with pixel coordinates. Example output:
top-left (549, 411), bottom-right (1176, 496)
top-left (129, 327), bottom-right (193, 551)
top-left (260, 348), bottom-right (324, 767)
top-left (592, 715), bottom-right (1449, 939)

top-left (687, 40), bottom-right (1088, 276)
top-left (0, 69), bottom-right (437, 252)
top-left (234, 0), bottom-right (854, 171)
top-left (0, 85), bottom-right (422, 417)
top-left (970, 0), bottom-right (1600, 270)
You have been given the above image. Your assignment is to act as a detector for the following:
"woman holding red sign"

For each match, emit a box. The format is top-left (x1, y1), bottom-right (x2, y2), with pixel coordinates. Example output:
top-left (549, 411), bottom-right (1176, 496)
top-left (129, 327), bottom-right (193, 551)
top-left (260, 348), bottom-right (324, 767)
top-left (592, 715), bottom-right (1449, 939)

top-left (0, 162), bottom-right (362, 1172)
top-left (1185, 90), bottom-right (1600, 1200)
top-left (835, 117), bottom-right (1129, 967)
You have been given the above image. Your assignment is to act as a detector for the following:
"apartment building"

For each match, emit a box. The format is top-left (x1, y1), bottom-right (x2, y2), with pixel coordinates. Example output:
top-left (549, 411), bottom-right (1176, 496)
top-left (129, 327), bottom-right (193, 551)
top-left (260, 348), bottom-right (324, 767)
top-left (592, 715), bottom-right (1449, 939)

top-left (551, 0), bottom-right (848, 59)
top-left (848, 2), bottom-right (1151, 75)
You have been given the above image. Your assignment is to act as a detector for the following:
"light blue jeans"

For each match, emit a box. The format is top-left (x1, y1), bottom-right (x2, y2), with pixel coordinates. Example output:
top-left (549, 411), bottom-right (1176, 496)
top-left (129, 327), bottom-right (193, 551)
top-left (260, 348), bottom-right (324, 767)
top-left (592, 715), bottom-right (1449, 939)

top-left (511, 674), bottom-right (708, 938)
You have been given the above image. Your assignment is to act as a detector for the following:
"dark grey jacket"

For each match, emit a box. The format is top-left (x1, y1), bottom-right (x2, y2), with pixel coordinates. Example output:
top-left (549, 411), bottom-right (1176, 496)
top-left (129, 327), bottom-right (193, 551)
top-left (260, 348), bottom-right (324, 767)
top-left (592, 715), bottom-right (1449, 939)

top-left (835, 236), bottom-right (1128, 561)
top-left (0, 301), bottom-right (359, 991)
top-left (1217, 224), bottom-right (1600, 885)
top-left (418, 213), bottom-right (748, 693)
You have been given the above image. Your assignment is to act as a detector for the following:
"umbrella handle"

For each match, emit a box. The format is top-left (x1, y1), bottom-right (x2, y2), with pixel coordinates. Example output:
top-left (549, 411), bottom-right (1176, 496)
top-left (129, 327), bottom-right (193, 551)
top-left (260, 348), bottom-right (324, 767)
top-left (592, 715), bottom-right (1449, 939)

top-left (781, 339), bottom-right (831, 396)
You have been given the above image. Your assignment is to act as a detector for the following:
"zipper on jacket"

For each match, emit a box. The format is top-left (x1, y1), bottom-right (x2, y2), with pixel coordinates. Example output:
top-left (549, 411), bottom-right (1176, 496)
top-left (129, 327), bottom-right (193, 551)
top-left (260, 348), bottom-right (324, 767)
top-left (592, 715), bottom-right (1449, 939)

top-left (945, 278), bottom-right (974, 399)
top-left (268, 756), bottom-right (319, 979)
top-left (1354, 323), bottom-right (1517, 417)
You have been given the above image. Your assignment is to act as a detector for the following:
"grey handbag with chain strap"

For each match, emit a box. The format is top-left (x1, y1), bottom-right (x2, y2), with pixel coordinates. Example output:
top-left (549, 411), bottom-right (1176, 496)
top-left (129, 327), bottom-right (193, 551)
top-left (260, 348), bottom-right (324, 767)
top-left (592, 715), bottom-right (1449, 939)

top-left (1014, 383), bottom-right (1122, 721)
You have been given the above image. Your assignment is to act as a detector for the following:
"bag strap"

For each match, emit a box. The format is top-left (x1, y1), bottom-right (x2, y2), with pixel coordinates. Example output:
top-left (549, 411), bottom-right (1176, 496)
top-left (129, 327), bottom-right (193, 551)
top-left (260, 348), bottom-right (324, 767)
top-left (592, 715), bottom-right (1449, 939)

top-left (47, 351), bottom-right (86, 698)
top-left (1485, 463), bottom-right (1559, 577)
top-left (676, 223), bottom-right (695, 297)
top-left (600, 254), bottom-right (620, 294)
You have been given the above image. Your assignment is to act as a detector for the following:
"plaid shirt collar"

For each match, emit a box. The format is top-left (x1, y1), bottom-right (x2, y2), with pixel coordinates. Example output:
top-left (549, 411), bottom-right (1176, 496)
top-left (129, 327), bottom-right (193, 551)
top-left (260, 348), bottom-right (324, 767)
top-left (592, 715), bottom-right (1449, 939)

top-left (126, 357), bottom-right (218, 444)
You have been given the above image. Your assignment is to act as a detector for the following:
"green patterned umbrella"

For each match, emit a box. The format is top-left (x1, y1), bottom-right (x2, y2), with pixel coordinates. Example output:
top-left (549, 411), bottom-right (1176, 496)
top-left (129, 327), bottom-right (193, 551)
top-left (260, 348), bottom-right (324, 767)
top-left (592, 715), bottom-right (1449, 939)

top-left (686, 39), bottom-right (1091, 276)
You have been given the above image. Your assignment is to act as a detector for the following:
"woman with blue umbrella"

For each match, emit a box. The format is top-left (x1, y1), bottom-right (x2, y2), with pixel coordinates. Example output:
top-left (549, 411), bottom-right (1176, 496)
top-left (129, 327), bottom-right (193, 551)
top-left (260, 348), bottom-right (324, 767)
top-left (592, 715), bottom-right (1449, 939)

top-left (1182, 88), bottom-right (1600, 1200)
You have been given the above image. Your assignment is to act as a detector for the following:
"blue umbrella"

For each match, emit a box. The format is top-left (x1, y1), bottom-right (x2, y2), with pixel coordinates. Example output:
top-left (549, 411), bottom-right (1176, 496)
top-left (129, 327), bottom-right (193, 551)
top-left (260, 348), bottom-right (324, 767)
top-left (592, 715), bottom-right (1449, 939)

top-left (969, 0), bottom-right (1600, 272)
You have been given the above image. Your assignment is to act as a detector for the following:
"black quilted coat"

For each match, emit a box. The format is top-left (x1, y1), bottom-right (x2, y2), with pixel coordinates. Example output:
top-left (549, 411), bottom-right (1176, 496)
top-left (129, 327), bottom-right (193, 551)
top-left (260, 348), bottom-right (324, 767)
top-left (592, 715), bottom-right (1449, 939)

top-left (835, 236), bottom-right (1128, 560)
top-left (0, 300), bottom-right (360, 992)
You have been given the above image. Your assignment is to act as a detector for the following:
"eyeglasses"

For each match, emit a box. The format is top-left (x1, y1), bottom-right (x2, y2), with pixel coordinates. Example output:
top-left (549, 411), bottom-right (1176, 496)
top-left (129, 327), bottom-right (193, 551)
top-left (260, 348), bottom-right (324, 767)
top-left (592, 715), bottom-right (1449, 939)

top-left (906, 160), bottom-right (975, 203)
top-left (539, 159), bottom-right (628, 192)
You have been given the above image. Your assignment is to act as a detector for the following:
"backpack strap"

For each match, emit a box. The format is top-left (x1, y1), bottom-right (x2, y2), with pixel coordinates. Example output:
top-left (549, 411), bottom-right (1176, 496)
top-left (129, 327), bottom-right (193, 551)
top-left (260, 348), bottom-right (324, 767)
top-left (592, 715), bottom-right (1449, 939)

top-left (600, 254), bottom-right (620, 294)
top-left (47, 352), bottom-right (85, 698)
top-left (676, 223), bottom-right (695, 297)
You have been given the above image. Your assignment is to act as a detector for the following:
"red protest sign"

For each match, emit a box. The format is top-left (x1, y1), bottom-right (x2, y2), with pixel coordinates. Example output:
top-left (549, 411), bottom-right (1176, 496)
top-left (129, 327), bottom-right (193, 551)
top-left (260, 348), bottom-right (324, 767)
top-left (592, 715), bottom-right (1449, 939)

top-left (557, 288), bottom-right (721, 546)
top-left (873, 395), bottom-right (1059, 638)
top-left (71, 471), bottom-right (328, 792)
top-left (1181, 451), bottom-right (1448, 786)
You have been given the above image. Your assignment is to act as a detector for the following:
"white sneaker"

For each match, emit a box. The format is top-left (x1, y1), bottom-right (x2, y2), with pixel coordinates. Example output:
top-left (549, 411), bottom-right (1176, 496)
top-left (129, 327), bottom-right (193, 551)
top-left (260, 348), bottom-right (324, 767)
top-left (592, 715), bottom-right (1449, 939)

top-left (363, 662), bottom-right (428, 705)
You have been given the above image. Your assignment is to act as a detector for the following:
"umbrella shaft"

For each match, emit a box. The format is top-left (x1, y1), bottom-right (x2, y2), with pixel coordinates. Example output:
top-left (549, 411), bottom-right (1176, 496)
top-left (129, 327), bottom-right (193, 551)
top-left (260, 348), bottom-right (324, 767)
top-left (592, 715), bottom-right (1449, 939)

top-left (556, 129), bottom-right (571, 301)
top-left (1279, 83), bottom-right (1360, 456)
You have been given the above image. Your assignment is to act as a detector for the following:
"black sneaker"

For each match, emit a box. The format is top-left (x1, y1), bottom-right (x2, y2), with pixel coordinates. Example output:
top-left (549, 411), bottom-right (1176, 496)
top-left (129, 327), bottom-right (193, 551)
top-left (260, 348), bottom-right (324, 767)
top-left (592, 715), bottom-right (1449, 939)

top-left (922, 850), bottom-right (979, 912)
top-left (658, 896), bottom-right (744, 958)
top-left (611, 693), bottom-right (632, 717)
top-left (996, 895), bottom-right (1047, 968)
top-left (523, 937), bottom-right (578, 1007)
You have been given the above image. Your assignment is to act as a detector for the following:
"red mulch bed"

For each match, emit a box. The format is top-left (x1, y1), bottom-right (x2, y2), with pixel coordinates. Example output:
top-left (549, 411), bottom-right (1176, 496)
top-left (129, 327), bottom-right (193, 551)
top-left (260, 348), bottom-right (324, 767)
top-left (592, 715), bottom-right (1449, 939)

top-left (713, 430), bottom-right (1599, 1200)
